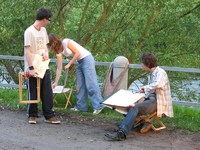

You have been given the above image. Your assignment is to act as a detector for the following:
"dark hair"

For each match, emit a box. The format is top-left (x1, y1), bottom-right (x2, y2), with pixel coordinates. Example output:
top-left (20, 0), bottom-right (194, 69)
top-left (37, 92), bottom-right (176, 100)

top-left (48, 33), bottom-right (63, 54)
top-left (36, 8), bottom-right (52, 20)
top-left (140, 52), bottom-right (157, 69)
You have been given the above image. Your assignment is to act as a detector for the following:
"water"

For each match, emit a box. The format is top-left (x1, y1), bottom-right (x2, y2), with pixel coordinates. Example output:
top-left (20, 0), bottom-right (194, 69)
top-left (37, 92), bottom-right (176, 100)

top-left (129, 78), bottom-right (200, 103)
top-left (0, 65), bottom-right (199, 103)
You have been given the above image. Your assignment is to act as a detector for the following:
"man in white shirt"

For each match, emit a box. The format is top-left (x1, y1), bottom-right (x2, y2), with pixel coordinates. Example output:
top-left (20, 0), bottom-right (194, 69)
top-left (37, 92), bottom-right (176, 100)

top-left (105, 52), bottom-right (173, 141)
top-left (24, 8), bottom-right (60, 124)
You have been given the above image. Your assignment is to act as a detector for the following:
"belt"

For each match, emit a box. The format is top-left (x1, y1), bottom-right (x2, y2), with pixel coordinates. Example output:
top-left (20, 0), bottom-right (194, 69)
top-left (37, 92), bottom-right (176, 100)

top-left (77, 58), bottom-right (83, 64)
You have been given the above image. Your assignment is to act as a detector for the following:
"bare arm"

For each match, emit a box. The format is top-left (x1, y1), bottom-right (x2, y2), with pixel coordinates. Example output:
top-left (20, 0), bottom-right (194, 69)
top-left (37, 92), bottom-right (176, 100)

top-left (52, 54), bottom-right (63, 88)
top-left (25, 46), bottom-right (33, 66)
top-left (25, 46), bottom-right (37, 77)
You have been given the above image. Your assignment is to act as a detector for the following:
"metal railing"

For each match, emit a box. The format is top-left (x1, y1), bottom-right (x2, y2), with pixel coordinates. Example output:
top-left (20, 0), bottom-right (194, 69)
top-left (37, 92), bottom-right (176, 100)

top-left (0, 55), bottom-right (200, 107)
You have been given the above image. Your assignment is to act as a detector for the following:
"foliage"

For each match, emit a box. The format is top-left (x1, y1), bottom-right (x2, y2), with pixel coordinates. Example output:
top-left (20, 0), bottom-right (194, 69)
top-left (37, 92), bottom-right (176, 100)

top-left (0, 0), bottom-right (199, 65)
top-left (0, 0), bottom-right (199, 101)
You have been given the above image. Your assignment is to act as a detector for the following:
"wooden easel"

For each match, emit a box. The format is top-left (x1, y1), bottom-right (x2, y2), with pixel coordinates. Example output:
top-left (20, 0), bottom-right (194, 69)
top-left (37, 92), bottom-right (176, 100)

top-left (18, 72), bottom-right (40, 104)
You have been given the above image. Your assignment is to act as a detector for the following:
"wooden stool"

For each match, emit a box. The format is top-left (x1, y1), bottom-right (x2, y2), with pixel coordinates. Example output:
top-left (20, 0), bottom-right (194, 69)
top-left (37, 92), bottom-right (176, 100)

top-left (134, 112), bottom-right (166, 133)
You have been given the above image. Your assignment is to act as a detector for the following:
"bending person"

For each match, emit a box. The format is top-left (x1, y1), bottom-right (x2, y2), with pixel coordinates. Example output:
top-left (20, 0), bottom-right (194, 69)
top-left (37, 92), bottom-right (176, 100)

top-left (48, 34), bottom-right (104, 115)
top-left (104, 52), bottom-right (173, 141)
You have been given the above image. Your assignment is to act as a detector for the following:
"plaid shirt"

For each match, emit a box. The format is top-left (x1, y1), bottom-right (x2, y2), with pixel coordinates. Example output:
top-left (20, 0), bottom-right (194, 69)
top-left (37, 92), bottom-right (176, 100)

top-left (144, 66), bottom-right (173, 118)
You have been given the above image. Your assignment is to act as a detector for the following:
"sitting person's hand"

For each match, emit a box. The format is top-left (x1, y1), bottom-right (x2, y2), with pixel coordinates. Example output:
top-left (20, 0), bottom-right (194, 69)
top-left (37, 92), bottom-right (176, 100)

top-left (139, 87), bottom-right (145, 93)
top-left (129, 104), bottom-right (135, 108)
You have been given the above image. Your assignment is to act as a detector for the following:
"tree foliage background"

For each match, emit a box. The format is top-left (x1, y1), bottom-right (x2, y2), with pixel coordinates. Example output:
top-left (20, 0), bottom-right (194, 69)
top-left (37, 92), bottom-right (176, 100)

top-left (1, 0), bottom-right (200, 65)
top-left (0, 0), bottom-right (200, 96)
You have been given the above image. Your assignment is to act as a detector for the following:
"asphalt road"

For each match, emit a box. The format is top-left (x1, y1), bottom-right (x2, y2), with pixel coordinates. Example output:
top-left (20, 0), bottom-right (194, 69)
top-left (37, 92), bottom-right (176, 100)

top-left (0, 109), bottom-right (199, 150)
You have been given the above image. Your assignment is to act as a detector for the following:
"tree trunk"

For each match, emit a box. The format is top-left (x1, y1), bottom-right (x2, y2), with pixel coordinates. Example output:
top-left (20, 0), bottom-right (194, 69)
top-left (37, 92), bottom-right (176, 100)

top-left (2, 60), bottom-right (19, 84)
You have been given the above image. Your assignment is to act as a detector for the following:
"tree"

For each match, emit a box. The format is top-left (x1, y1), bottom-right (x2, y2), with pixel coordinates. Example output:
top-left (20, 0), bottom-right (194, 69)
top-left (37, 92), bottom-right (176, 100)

top-left (0, 0), bottom-right (199, 85)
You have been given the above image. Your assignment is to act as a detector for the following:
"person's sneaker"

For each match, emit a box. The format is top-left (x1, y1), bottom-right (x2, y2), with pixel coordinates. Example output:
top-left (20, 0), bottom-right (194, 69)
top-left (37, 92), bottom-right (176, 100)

top-left (45, 117), bottom-right (61, 124)
top-left (70, 107), bottom-right (80, 112)
top-left (104, 129), bottom-right (126, 141)
top-left (93, 108), bottom-right (103, 115)
top-left (28, 117), bottom-right (37, 124)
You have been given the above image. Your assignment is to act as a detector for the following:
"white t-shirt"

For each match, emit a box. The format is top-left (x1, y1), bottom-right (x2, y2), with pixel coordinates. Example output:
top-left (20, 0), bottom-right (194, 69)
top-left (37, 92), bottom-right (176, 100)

top-left (24, 25), bottom-right (49, 71)
top-left (61, 38), bottom-right (91, 60)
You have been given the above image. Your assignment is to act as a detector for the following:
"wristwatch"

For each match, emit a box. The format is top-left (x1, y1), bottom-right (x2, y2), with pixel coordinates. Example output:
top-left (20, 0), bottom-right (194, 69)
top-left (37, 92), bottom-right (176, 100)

top-left (29, 66), bottom-right (34, 70)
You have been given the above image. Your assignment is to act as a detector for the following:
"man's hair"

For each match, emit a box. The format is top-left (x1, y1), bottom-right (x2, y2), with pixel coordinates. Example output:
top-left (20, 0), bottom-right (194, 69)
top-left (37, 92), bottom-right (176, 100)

top-left (36, 8), bottom-right (52, 20)
top-left (140, 52), bottom-right (158, 69)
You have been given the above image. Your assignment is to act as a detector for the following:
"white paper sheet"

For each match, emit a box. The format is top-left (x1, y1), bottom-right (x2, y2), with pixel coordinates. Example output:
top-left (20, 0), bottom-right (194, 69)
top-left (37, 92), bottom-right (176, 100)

top-left (102, 89), bottom-right (145, 107)
top-left (102, 89), bottom-right (145, 114)
top-left (53, 86), bottom-right (64, 93)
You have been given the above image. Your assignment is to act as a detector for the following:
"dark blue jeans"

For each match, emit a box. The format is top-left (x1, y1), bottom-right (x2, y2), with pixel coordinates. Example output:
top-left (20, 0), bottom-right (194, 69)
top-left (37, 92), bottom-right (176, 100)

top-left (119, 93), bottom-right (157, 135)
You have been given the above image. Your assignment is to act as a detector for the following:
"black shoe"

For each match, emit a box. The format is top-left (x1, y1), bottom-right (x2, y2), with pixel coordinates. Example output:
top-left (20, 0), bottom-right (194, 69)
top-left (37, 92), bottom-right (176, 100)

top-left (104, 129), bottom-right (126, 141)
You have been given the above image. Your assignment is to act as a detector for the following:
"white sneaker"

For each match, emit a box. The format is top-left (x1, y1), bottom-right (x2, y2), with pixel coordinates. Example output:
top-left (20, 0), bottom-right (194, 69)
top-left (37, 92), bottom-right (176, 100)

top-left (93, 108), bottom-right (103, 115)
top-left (70, 107), bottom-right (79, 111)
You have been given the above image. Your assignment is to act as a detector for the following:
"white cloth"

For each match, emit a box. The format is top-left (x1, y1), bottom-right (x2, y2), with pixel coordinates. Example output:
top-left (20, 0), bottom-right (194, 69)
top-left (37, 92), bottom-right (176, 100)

top-left (144, 66), bottom-right (173, 117)
top-left (61, 38), bottom-right (91, 60)
top-left (32, 54), bottom-right (50, 78)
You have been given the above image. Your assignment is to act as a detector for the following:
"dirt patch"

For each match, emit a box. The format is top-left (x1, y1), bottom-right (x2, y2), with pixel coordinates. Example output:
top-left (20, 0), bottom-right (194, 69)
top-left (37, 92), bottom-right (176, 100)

top-left (0, 108), bottom-right (199, 150)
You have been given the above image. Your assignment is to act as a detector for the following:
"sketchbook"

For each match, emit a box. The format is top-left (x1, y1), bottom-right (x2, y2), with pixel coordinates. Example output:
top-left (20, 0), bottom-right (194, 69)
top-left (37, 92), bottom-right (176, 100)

top-left (101, 89), bottom-right (145, 114)
top-left (53, 86), bottom-right (64, 93)
top-left (32, 54), bottom-right (50, 79)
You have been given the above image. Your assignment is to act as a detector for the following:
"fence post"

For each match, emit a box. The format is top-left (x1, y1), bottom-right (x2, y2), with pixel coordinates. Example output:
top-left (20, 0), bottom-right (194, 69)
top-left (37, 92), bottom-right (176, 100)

top-left (113, 56), bottom-right (129, 90)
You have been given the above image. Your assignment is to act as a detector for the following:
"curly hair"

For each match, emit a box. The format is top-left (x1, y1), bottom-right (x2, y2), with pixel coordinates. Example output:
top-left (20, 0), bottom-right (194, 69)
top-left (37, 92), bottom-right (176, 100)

top-left (48, 33), bottom-right (63, 54)
top-left (140, 52), bottom-right (157, 69)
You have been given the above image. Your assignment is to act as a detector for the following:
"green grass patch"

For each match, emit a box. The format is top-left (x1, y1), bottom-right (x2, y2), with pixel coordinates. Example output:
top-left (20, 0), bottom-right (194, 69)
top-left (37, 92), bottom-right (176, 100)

top-left (0, 88), bottom-right (199, 132)
top-left (162, 105), bottom-right (200, 132)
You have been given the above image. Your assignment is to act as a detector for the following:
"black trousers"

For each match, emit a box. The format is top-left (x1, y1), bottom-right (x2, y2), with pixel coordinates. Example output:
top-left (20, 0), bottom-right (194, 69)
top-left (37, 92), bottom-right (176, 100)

top-left (27, 69), bottom-right (55, 119)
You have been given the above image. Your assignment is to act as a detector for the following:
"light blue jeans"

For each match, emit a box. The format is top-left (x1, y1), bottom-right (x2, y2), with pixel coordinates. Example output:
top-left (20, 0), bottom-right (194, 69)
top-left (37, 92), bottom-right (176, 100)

top-left (119, 93), bottom-right (157, 135)
top-left (75, 54), bottom-right (103, 111)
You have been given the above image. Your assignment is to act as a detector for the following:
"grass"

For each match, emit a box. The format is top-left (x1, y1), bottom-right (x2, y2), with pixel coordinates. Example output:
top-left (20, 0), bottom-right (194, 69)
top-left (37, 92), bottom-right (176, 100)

top-left (0, 88), bottom-right (200, 132)
top-left (163, 105), bottom-right (200, 132)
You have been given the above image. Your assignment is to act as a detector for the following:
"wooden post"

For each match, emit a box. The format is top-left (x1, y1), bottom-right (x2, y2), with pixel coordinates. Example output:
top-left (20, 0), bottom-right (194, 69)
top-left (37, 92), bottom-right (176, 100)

top-left (113, 56), bottom-right (129, 90)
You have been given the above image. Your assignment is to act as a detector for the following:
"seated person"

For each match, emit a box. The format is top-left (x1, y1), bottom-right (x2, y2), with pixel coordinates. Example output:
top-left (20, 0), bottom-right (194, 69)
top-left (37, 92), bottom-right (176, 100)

top-left (104, 52), bottom-right (173, 141)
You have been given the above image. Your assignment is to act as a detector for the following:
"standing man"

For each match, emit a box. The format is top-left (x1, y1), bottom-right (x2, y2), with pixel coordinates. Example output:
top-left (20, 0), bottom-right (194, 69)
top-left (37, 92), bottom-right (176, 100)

top-left (24, 8), bottom-right (60, 124)
top-left (104, 52), bottom-right (173, 140)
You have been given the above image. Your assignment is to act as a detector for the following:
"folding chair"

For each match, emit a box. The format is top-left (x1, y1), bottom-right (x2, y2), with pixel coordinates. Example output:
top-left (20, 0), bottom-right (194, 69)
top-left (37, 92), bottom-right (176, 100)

top-left (18, 72), bottom-right (40, 104)
top-left (53, 69), bottom-right (73, 109)
top-left (134, 112), bottom-right (166, 134)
